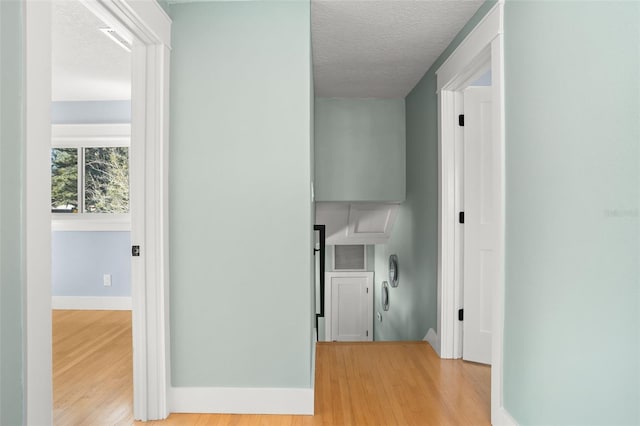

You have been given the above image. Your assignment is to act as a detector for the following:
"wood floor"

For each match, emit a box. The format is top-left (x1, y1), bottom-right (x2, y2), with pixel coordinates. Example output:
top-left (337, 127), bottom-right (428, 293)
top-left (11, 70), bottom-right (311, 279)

top-left (53, 310), bottom-right (134, 425)
top-left (53, 311), bottom-right (490, 426)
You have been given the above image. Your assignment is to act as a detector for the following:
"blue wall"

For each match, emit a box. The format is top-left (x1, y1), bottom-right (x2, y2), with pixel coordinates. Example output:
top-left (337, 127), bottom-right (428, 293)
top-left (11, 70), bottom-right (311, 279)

top-left (52, 232), bottom-right (131, 297)
top-left (51, 100), bottom-right (132, 299)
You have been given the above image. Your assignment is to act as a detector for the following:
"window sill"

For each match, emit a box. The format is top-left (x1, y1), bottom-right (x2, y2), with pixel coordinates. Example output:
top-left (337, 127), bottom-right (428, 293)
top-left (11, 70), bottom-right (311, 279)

top-left (51, 214), bottom-right (131, 232)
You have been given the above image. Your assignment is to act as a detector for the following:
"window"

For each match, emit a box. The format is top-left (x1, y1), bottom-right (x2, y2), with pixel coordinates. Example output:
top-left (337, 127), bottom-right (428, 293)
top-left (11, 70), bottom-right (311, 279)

top-left (51, 124), bottom-right (131, 230)
top-left (51, 146), bottom-right (129, 213)
top-left (51, 147), bottom-right (78, 212)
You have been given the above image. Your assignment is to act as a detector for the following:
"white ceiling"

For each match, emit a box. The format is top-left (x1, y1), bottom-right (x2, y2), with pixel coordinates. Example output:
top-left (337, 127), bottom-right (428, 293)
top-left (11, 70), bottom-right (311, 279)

top-left (52, 0), bottom-right (483, 101)
top-left (312, 0), bottom-right (484, 98)
top-left (52, 0), bottom-right (131, 101)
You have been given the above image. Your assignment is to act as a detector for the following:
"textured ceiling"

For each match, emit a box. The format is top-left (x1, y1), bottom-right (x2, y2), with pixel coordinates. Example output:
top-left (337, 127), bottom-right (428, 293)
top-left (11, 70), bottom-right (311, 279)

top-left (52, 0), bottom-right (131, 101)
top-left (312, 0), bottom-right (484, 98)
top-left (53, 0), bottom-right (482, 100)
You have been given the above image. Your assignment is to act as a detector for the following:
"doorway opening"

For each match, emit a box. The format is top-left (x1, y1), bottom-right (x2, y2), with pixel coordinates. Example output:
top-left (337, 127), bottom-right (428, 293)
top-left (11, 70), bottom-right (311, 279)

top-left (455, 67), bottom-right (494, 365)
top-left (434, 2), bottom-right (507, 424)
top-left (25, 1), bottom-right (171, 422)
top-left (50, 1), bottom-right (133, 422)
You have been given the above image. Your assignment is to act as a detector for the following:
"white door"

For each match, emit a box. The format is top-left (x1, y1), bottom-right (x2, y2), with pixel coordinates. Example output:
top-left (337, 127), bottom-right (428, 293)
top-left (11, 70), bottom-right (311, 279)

top-left (325, 272), bottom-right (373, 342)
top-left (462, 86), bottom-right (496, 365)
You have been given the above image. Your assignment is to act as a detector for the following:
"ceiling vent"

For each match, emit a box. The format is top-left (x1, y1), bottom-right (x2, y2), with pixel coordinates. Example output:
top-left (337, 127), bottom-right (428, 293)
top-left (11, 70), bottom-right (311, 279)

top-left (334, 245), bottom-right (366, 271)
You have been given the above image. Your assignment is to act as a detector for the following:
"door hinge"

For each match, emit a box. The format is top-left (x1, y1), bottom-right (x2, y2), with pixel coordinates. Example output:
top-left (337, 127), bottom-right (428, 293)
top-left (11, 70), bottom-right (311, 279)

top-left (458, 114), bottom-right (465, 126)
top-left (458, 309), bottom-right (464, 321)
top-left (459, 211), bottom-right (465, 224)
top-left (132, 245), bottom-right (140, 257)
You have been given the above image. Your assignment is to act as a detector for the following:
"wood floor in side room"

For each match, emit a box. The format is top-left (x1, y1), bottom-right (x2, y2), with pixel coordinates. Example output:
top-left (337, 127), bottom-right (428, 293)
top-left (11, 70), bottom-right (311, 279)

top-left (53, 309), bottom-right (134, 425)
top-left (53, 310), bottom-right (490, 426)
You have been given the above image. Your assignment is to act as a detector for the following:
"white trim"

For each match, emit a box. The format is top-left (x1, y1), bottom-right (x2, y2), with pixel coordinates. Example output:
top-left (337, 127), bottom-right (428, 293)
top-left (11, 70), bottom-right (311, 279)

top-left (423, 328), bottom-right (440, 356)
top-left (325, 274), bottom-right (332, 341)
top-left (497, 407), bottom-right (519, 426)
top-left (79, 0), bottom-right (171, 48)
top-left (434, 2), bottom-right (506, 426)
top-left (25, 2), bottom-right (53, 424)
top-left (52, 214), bottom-right (131, 231)
top-left (81, 1), bottom-right (172, 420)
top-left (128, 10), bottom-right (172, 423)
top-left (169, 387), bottom-right (314, 415)
top-left (490, 28), bottom-right (507, 426)
top-left (436, 88), bottom-right (458, 359)
top-left (25, 0), bottom-right (171, 423)
top-left (436, 2), bottom-right (502, 92)
top-left (52, 296), bottom-right (132, 311)
top-left (51, 123), bottom-right (131, 147)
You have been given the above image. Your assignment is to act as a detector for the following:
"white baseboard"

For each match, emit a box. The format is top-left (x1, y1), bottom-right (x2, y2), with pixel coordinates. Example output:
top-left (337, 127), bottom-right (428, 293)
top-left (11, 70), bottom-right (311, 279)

top-left (169, 386), bottom-right (314, 415)
top-left (423, 328), bottom-right (441, 356)
top-left (52, 296), bottom-right (132, 310)
top-left (497, 407), bottom-right (518, 426)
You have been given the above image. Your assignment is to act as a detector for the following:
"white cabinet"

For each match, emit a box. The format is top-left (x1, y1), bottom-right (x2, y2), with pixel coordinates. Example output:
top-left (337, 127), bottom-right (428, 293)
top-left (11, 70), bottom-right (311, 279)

top-left (325, 272), bottom-right (374, 342)
top-left (316, 202), bottom-right (399, 245)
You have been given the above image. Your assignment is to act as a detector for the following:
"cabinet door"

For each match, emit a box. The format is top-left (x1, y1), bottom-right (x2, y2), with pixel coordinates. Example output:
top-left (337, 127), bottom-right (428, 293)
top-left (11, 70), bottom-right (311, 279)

top-left (325, 273), bottom-right (373, 342)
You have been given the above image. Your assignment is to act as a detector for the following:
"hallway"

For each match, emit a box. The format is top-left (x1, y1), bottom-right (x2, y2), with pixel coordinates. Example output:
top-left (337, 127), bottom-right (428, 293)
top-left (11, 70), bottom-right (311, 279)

top-left (151, 342), bottom-right (490, 425)
top-left (53, 311), bottom-right (490, 425)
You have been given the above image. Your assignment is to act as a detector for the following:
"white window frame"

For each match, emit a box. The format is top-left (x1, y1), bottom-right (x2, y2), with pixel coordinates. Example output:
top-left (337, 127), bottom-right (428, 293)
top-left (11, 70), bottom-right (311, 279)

top-left (51, 124), bottom-right (131, 231)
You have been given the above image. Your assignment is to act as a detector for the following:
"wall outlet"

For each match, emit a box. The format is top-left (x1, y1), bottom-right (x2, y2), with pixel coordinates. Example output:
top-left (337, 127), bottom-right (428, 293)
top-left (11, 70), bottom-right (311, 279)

top-left (103, 274), bottom-right (112, 287)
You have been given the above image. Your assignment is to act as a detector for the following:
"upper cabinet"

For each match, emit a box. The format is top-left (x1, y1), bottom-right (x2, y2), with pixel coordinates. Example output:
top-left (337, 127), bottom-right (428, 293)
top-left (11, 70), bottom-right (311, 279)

top-left (314, 98), bottom-right (406, 202)
top-left (316, 202), bottom-right (399, 245)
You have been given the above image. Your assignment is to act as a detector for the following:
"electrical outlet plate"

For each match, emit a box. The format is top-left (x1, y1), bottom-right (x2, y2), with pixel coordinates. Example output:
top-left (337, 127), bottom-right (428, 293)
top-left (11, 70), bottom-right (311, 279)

top-left (103, 274), bottom-right (112, 287)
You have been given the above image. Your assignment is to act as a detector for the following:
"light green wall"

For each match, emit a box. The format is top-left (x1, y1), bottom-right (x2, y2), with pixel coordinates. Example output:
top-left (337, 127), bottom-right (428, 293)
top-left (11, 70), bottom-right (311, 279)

top-left (375, 1), bottom-right (497, 341)
top-left (169, 1), bottom-right (313, 388)
top-left (156, 0), bottom-right (169, 14)
top-left (0, 0), bottom-right (24, 423)
top-left (314, 98), bottom-right (405, 202)
top-left (503, 1), bottom-right (639, 424)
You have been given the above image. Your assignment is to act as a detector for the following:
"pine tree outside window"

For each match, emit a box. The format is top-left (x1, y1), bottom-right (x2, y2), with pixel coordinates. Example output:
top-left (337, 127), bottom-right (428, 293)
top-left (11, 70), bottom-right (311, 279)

top-left (51, 147), bottom-right (129, 213)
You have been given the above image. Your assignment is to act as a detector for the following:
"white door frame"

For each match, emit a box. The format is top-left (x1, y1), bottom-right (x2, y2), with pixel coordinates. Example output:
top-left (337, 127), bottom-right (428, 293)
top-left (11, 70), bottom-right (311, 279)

top-left (25, 0), bottom-right (171, 422)
top-left (433, 2), bottom-right (511, 425)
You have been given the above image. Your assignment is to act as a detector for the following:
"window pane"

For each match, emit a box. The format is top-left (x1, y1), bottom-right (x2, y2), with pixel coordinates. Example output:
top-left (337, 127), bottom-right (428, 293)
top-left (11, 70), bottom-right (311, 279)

top-left (84, 147), bottom-right (129, 213)
top-left (51, 148), bottom-right (78, 213)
